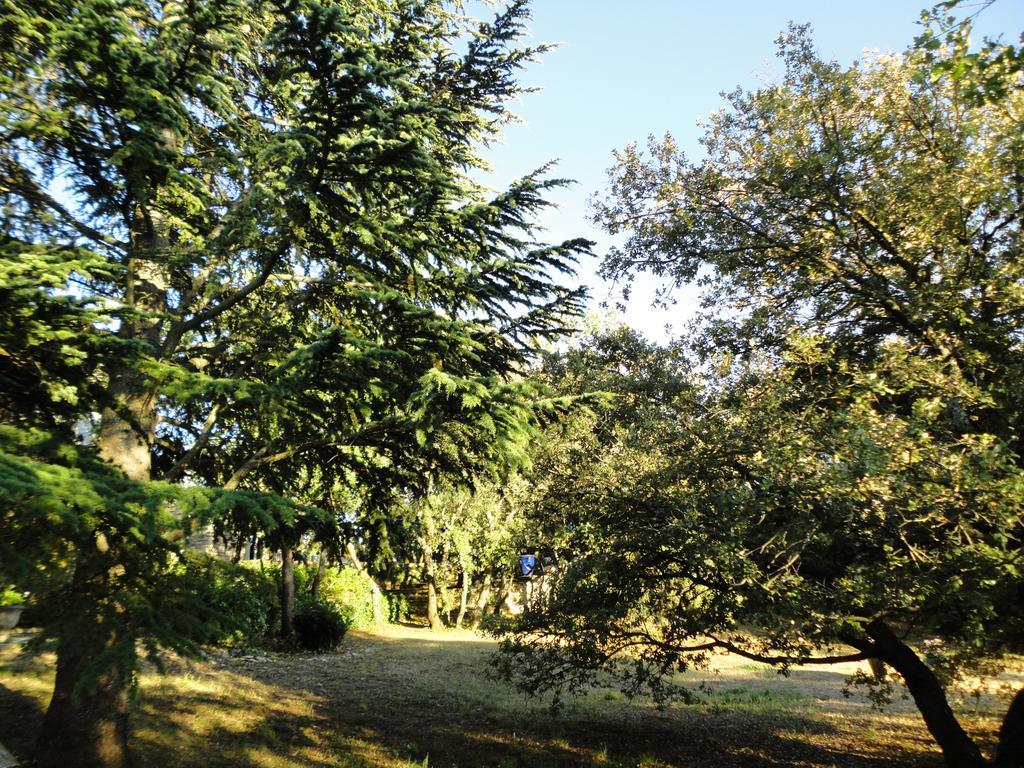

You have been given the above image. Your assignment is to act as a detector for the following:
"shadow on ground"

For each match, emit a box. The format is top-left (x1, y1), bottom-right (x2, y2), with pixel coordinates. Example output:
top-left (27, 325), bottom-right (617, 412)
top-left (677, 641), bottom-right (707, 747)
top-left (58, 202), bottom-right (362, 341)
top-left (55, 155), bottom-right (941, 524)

top-left (0, 682), bottom-right (45, 761)
top-left (0, 628), bottom-right (987, 767)
top-left (223, 629), bottom-right (949, 768)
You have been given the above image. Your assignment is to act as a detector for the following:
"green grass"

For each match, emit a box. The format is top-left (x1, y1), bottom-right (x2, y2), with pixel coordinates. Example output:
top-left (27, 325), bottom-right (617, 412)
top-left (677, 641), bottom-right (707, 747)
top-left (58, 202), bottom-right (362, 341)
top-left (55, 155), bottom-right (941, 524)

top-left (699, 684), bottom-right (811, 713)
top-left (0, 625), bottom-right (1016, 767)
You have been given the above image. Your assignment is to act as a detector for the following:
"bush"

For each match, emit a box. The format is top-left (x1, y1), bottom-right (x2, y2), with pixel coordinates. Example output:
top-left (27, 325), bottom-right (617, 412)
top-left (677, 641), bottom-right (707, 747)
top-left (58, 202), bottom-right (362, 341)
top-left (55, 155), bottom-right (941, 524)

top-left (298, 564), bottom-right (378, 629)
top-left (293, 599), bottom-right (351, 652)
top-left (176, 552), bottom-right (279, 646)
top-left (384, 591), bottom-right (410, 624)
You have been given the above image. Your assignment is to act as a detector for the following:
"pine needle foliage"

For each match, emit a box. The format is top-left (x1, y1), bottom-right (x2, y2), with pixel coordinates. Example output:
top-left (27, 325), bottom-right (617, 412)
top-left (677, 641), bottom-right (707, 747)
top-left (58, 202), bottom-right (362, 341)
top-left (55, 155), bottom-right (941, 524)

top-left (0, 0), bottom-right (587, 763)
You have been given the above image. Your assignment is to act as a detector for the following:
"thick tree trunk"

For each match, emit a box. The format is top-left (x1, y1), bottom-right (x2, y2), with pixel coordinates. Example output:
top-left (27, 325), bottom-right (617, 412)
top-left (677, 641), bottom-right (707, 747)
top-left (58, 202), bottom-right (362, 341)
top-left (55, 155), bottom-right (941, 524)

top-left (867, 657), bottom-right (886, 680)
top-left (35, 554), bottom-right (132, 768)
top-left (438, 545), bottom-right (452, 624)
top-left (455, 568), bottom-right (470, 629)
top-left (280, 544), bottom-right (295, 638)
top-left (371, 582), bottom-right (383, 626)
top-left (36, 635), bottom-right (132, 768)
top-left (96, 375), bottom-right (157, 483)
top-left (492, 572), bottom-right (513, 616)
top-left (864, 620), bottom-right (986, 768)
top-left (36, 356), bottom-right (159, 766)
top-left (425, 577), bottom-right (443, 631)
top-left (995, 688), bottom-right (1024, 768)
top-left (37, 193), bottom-right (171, 766)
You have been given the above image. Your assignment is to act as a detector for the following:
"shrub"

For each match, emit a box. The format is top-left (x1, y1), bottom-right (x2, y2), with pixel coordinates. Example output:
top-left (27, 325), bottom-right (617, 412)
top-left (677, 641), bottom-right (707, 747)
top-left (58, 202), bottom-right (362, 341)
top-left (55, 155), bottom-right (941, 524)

top-left (384, 591), bottom-right (410, 624)
top-left (176, 552), bottom-right (279, 646)
top-left (293, 599), bottom-right (351, 652)
top-left (298, 564), bottom-right (378, 629)
top-left (0, 587), bottom-right (24, 607)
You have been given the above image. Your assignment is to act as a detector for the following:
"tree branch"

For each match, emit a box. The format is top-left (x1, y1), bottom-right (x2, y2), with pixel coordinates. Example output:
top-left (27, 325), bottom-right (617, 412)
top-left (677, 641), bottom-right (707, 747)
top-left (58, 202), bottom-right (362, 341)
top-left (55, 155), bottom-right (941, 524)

top-left (162, 403), bottom-right (220, 482)
top-left (170, 243), bottom-right (288, 345)
top-left (2, 169), bottom-right (129, 252)
top-left (708, 636), bottom-right (868, 666)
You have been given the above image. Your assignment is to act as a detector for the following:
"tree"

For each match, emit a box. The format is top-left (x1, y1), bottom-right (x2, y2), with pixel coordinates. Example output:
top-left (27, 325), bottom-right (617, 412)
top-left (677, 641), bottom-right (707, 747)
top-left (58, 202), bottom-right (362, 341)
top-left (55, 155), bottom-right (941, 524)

top-left (403, 328), bottom-right (666, 631)
top-left (409, 474), bottom-right (532, 629)
top-left (498, 16), bottom-right (1024, 768)
top-left (0, 0), bottom-right (587, 764)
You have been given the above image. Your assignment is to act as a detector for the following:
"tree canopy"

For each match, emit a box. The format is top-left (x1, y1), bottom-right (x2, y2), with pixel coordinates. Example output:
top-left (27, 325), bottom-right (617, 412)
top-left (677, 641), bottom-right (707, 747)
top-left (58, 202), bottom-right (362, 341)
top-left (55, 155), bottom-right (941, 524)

top-left (0, 1), bottom-right (587, 765)
top-left (498, 17), bottom-right (1024, 768)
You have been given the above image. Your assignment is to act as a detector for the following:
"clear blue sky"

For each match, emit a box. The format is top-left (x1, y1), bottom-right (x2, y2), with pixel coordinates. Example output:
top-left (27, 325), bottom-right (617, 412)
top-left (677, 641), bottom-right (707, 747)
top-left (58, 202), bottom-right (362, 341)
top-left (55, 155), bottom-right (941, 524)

top-left (473, 0), bottom-right (1024, 341)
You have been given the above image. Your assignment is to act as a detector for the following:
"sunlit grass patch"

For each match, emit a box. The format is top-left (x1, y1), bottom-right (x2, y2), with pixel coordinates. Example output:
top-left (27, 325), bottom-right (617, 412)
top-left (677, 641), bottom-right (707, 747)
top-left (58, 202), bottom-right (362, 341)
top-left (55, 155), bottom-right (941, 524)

top-left (698, 684), bottom-right (812, 713)
top-left (1, 627), bottom-right (1018, 767)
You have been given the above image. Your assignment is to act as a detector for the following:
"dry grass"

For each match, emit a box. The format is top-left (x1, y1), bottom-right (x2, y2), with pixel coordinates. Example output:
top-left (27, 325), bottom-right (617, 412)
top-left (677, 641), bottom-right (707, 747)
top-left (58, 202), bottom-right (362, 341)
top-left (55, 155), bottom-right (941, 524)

top-left (0, 625), bottom-right (1020, 767)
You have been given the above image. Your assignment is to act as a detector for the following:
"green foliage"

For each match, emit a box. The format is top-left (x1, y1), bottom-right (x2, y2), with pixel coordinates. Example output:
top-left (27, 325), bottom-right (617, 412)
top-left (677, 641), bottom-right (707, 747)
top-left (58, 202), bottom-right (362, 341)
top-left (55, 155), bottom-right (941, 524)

top-left (384, 591), bottom-right (411, 624)
top-left (570, 10), bottom-right (1024, 674)
top-left (0, 0), bottom-right (586, 751)
top-left (0, 587), bottom-right (24, 607)
top-left (916, 2), bottom-right (1024, 105)
top-left (499, 14), bottom-right (1024, 763)
top-left (175, 553), bottom-right (278, 646)
top-left (297, 564), bottom-right (377, 630)
top-left (0, 422), bottom-right (315, 662)
top-left (292, 599), bottom-right (351, 653)
top-left (0, 253), bottom-right (117, 425)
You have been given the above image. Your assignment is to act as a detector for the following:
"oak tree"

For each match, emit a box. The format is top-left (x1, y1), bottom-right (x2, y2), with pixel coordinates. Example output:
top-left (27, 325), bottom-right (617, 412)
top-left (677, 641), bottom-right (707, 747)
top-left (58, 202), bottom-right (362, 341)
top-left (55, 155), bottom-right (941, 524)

top-left (499, 17), bottom-right (1024, 768)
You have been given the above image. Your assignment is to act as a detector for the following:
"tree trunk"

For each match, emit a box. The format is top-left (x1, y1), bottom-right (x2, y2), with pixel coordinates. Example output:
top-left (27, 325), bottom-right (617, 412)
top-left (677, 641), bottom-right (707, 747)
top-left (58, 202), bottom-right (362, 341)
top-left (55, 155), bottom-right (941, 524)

top-left (455, 568), bottom-right (470, 629)
top-left (37, 357), bottom-right (159, 765)
top-left (345, 542), bottom-right (383, 626)
top-left (420, 539), bottom-right (443, 631)
top-left (473, 570), bottom-right (493, 624)
top-left (492, 572), bottom-right (513, 616)
top-left (438, 544), bottom-right (452, 624)
top-left (36, 190), bottom-right (172, 766)
top-left (280, 544), bottom-right (295, 638)
top-left (425, 576), bottom-right (443, 631)
top-left (35, 555), bottom-right (132, 768)
top-left (310, 552), bottom-right (326, 602)
top-left (867, 657), bottom-right (886, 680)
top-left (371, 582), bottom-right (383, 626)
top-left (864, 619), bottom-right (986, 768)
top-left (995, 687), bottom-right (1024, 768)
top-left (36, 636), bottom-right (132, 768)
top-left (96, 377), bottom-right (157, 483)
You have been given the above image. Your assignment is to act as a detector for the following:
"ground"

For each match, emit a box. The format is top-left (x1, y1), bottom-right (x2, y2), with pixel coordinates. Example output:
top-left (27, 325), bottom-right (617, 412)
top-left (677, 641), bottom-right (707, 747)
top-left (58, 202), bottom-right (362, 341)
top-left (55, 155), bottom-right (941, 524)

top-left (0, 625), bottom-right (1019, 767)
